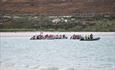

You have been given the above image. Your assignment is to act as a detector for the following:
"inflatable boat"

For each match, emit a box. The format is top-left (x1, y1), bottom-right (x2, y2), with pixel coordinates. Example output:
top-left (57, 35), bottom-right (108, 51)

top-left (80, 37), bottom-right (100, 41)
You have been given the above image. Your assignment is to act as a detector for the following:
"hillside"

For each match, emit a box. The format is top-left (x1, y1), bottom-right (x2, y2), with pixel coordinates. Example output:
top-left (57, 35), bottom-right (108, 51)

top-left (0, 0), bottom-right (114, 15)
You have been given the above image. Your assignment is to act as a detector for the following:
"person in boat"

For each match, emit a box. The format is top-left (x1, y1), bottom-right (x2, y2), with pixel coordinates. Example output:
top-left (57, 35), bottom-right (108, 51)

top-left (56, 35), bottom-right (59, 39)
top-left (70, 34), bottom-right (75, 39)
top-left (78, 35), bottom-right (81, 39)
top-left (45, 34), bottom-right (48, 39)
top-left (90, 34), bottom-right (93, 39)
top-left (63, 34), bottom-right (67, 39)
top-left (31, 35), bottom-right (35, 39)
top-left (88, 35), bottom-right (90, 40)
top-left (80, 35), bottom-right (84, 40)
top-left (85, 35), bottom-right (88, 40)
top-left (37, 35), bottom-right (39, 39)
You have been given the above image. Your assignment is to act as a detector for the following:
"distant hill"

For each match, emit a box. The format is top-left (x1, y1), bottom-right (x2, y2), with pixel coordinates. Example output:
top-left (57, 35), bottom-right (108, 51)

top-left (0, 0), bottom-right (114, 15)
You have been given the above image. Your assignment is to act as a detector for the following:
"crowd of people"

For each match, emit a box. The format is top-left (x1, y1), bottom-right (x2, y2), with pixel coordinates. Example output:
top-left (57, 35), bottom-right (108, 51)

top-left (30, 34), bottom-right (93, 40)
top-left (70, 34), bottom-right (81, 39)
top-left (30, 34), bottom-right (68, 40)
top-left (80, 34), bottom-right (93, 40)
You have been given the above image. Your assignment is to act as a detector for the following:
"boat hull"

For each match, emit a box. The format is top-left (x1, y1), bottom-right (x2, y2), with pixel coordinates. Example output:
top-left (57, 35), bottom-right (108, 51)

top-left (80, 37), bottom-right (100, 41)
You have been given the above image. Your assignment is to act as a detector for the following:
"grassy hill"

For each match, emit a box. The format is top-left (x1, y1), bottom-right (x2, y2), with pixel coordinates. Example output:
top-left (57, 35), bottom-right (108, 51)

top-left (0, 0), bottom-right (114, 15)
top-left (0, 0), bottom-right (115, 32)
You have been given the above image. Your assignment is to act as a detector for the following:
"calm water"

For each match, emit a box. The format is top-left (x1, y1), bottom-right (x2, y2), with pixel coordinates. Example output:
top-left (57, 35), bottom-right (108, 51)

top-left (0, 33), bottom-right (115, 70)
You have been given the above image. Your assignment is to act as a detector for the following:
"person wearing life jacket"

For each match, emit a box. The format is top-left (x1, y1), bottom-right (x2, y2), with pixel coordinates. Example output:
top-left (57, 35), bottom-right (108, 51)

top-left (90, 34), bottom-right (93, 39)
top-left (31, 35), bottom-right (35, 40)
top-left (63, 34), bottom-right (66, 39)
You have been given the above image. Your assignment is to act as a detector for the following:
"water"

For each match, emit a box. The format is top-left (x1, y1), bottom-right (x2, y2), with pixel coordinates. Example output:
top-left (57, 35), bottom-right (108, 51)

top-left (0, 32), bottom-right (115, 70)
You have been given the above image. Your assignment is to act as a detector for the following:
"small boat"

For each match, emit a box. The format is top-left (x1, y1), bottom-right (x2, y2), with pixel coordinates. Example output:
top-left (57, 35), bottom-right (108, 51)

top-left (80, 37), bottom-right (100, 41)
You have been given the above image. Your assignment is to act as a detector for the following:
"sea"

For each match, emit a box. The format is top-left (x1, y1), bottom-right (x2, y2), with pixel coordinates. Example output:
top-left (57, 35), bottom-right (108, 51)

top-left (0, 32), bottom-right (115, 70)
